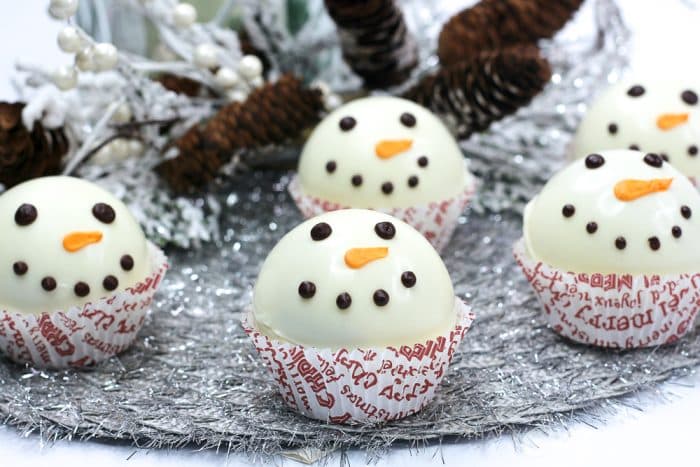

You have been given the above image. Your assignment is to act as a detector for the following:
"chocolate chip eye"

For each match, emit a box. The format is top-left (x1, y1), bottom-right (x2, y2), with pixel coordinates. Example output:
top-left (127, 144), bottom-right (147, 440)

top-left (310, 222), bottom-right (332, 241)
top-left (325, 161), bottom-right (337, 173)
top-left (615, 236), bottom-right (627, 250)
top-left (374, 221), bottom-right (396, 239)
top-left (336, 292), bottom-right (352, 309)
top-left (373, 289), bottom-right (390, 306)
top-left (41, 276), bottom-right (57, 291)
top-left (298, 281), bottom-right (316, 299)
top-left (339, 116), bottom-right (356, 131)
top-left (562, 204), bottom-right (575, 218)
top-left (585, 153), bottom-right (605, 169)
top-left (120, 254), bottom-right (134, 271)
top-left (627, 85), bottom-right (645, 97)
top-left (607, 123), bottom-right (618, 135)
top-left (417, 156), bottom-right (428, 168)
top-left (401, 271), bottom-right (416, 288)
top-left (643, 153), bottom-right (663, 168)
top-left (74, 281), bottom-right (90, 297)
top-left (648, 236), bottom-right (661, 251)
top-left (400, 112), bottom-right (416, 127)
top-left (682, 90), bottom-right (698, 105)
top-left (14, 203), bottom-right (37, 226)
top-left (681, 205), bottom-right (692, 219)
top-left (12, 261), bottom-right (28, 276)
top-left (103, 275), bottom-right (119, 291)
top-left (92, 203), bottom-right (115, 224)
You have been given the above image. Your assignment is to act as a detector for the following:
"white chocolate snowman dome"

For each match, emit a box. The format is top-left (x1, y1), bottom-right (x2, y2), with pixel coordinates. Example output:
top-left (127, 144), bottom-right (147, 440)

top-left (297, 96), bottom-right (473, 208)
top-left (253, 209), bottom-right (456, 348)
top-left (572, 79), bottom-right (700, 177)
top-left (524, 149), bottom-right (700, 274)
top-left (0, 176), bottom-right (150, 314)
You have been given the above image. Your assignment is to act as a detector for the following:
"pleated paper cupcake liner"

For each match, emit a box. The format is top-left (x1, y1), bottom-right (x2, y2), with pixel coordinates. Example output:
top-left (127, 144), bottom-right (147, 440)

top-left (288, 175), bottom-right (475, 252)
top-left (514, 238), bottom-right (700, 348)
top-left (242, 299), bottom-right (474, 424)
top-left (0, 243), bottom-right (168, 369)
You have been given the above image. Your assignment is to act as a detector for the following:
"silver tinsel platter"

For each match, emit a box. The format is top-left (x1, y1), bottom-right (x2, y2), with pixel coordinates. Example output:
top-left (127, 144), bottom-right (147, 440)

top-left (3, 0), bottom-right (700, 462)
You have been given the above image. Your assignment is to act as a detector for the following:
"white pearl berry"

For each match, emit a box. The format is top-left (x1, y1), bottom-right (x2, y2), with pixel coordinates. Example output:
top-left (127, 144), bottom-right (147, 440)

top-left (49, 0), bottom-right (79, 19)
top-left (110, 139), bottom-right (130, 160)
top-left (128, 140), bottom-right (144, 156)
top-left (75, 47), bottom-right (96, 72)
top-left (93, 43), bottom-right (119, 71)
top-left (249, 76), bottom-right (264, 88)
top-left (112, 103), bottom-right (132, 124)
top-left (238, 54), bottom-right (263, 80)
top-left (52, 65), bottom-right (78, 91)
top-left (172, 2), bottom-right (197, 28)
top-left (193, 44), bottom-right (218, 69)
top-left (57, 27), bottom-right (83, 53)
top-left (214, 67), bottom-right (239, 89)
top-left (227, 90), bottom-right (247, 102)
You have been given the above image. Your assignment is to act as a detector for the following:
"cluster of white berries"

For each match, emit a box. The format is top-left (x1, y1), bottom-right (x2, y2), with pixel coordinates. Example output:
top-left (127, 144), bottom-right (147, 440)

top-left (50, 0), bottom-right (119, 91)
top-left (92, 138), bottom-right (145, 165)
top-left (169, 2), bottom-right (263, 99)
top-left (49, 0), bottom-right (265, 102)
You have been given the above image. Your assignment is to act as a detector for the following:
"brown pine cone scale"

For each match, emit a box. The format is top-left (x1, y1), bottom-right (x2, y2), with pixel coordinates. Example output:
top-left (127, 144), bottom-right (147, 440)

top-left (404, 45), bottom-right (552, 138)
top-left (438, 0), bottom-right (585, 65)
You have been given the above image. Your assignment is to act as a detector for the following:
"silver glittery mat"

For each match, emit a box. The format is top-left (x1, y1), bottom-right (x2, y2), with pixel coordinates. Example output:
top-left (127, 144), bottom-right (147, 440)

top-left (1, 170), bottom-right (700, 459)
top-left (4, 0), bottom-right (699, 459)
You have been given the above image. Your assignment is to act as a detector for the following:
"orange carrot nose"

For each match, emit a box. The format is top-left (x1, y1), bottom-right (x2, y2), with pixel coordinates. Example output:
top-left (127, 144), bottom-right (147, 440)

top-left (614, 178), bottom-right (673, 201)
top-left (375, 139), bottom-right (413, 159)
top-left (344, 247), bottom-right (388, 269)
top-left (63, 231), bottom-right (103, 252)
top-left (657, 113), bottom-right (689, 130)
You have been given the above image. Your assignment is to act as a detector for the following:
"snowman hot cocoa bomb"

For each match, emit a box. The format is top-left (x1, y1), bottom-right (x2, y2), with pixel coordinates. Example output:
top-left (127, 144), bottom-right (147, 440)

top-left (290, 96), bottom-right (476, 252)
top-left (243, 209), bottom-right (474, 424)
top-left (0, 176), bottom-right (167, 368)
top-left (572, 79), bottom-right (700, 180)
top-left (515, 150), bottom-right (700, 348)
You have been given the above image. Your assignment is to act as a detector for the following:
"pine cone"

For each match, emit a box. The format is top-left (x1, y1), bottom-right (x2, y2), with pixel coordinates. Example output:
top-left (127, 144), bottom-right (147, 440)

top-left (0, 102), bottom-right (67, 188)
top-left (325, 0), bottom-right (418, 89)
top-left (156, 74), bottom-right (204, 97)
top-left (404, 45), bottom-right (552, 138)
top-left (156, 74), bottom-right (325, 194)
top-left (438, 0), bottom-right (584, 65)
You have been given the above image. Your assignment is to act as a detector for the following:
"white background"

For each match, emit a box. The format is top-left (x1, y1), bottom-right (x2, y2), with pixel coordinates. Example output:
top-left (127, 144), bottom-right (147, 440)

top-left (2, 1), bottom-right (700, 465)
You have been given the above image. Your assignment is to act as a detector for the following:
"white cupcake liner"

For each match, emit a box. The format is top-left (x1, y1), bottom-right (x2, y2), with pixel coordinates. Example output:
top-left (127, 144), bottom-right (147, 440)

top-left (288, 175), bottom-right (475, 252)
top-left (513, 238), bottom-right (700, 348)
top-left (0, 242), bottom-right (168, 369)
top-left (242, 299), bottom-right (474, 424)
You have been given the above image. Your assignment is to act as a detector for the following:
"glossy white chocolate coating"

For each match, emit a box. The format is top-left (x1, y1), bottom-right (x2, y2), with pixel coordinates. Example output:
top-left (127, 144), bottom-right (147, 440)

top-left (572, 79), bottom-right (700, 177)
top-left (524, 150), bottom-right (700, 274)
top-left (298, 96), bottom-right (473, 208)
top-left (253, 209), bottom-right (456, 348)
top-left (0, 176), bottom-right (150, 314)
